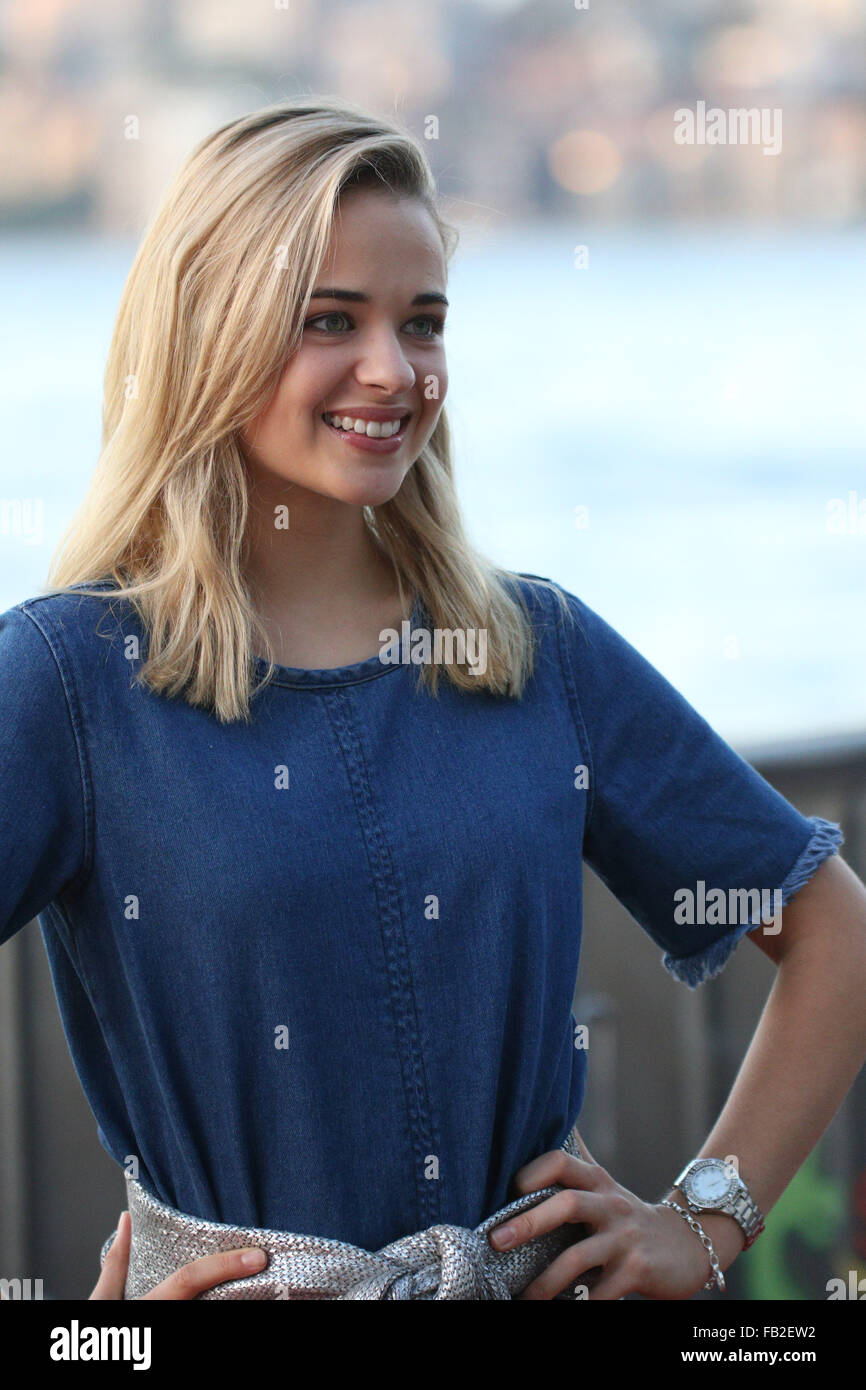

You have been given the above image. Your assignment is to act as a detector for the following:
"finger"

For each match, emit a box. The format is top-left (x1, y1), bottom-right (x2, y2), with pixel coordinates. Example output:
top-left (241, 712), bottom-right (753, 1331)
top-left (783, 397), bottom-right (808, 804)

top-left (517, 1233), bottom-right (613, 1300)
top-left (585, 1269), bottom-right (634, 1301)
top-left (568, 1128), bottom-right (598, 1166)
top-left (489, 1188), bottom-right (605, 1251)
top-left (89, 1212), bottom-right (131, 1301)
top-left (140, 1247), bottom-right (268, 1300)
top-left (511, 1148), bottom-right (606, 1197)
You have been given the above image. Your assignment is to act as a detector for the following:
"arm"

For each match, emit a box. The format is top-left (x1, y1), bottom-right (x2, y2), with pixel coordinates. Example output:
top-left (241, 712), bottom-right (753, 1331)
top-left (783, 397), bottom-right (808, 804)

top-left (489, 852), bottom-right (866, 1299)
top-left (663, 851), bottom-right (866, 1271)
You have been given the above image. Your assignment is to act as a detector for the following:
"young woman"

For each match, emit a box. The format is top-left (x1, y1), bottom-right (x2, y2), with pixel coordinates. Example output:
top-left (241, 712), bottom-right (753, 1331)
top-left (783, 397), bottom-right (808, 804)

top-left (3, 96), bottom-right (866, 1302)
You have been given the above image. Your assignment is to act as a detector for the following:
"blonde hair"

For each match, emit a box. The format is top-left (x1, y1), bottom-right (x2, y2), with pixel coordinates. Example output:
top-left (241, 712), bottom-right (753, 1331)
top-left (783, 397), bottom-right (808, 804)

top-left (45, 94), bottom-right (573, 723)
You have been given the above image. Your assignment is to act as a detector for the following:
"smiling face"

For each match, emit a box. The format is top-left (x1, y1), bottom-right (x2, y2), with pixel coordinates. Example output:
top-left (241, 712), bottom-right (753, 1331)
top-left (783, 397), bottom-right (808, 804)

top-left (241, 187), bottom-right (449, 509)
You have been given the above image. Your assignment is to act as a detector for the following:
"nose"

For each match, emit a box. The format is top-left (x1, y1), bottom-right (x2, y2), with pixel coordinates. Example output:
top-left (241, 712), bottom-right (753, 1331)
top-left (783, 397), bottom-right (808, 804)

top-left (353, 324), bottom-right (417, 396)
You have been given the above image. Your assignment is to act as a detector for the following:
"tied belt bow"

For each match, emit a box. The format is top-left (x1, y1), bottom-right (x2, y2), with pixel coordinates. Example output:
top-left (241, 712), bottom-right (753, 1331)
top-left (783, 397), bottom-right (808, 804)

top-left (102, 1130), bottom-right (585, 1301)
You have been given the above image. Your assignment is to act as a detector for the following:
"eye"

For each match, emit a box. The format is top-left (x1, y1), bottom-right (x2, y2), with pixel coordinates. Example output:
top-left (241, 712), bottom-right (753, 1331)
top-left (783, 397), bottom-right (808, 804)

top-left (405, 315), bottom-right (447, 339)
top-left (406, 314), bottom-right (446, 338)
top-left (305, 311), bottom-right (352, 334)
top-left (304, 311), bottom-right (446, 338)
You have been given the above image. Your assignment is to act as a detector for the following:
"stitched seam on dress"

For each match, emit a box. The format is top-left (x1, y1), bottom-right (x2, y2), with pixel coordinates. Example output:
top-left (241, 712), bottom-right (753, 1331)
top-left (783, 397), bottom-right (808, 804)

top-left (261, 664), bottom-right (403, 692)
top-left (325, 689), bottom-right (439, 1227)
top-left (323, 688), bottom-right (440, 1229)
top-left (543, 583), bottom-right (597, 833)
top-left (17, 603), bottom-right (95, 895)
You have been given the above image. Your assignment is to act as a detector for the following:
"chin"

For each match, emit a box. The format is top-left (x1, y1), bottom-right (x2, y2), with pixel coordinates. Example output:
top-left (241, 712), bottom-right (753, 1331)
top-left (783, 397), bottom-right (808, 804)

top-left (325, 466), bottom-right (410, 509)
top-left (334, 479), bottom-right (406, 508)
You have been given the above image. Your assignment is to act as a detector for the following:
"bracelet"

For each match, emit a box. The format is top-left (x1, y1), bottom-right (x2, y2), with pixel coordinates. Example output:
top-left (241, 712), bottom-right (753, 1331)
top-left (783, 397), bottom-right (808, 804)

top-left (660, 1198), bottom-right (726, 1293)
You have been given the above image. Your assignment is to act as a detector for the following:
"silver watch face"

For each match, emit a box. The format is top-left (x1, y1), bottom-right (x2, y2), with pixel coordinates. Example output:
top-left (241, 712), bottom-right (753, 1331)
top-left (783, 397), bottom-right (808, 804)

top-left (686, 1161), bottom-right (738, 1207)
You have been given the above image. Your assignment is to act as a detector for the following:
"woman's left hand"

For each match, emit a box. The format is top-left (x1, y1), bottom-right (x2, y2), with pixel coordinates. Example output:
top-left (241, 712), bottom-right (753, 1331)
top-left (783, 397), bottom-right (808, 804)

top-left (488, 1142), bottom-right (720, 1300)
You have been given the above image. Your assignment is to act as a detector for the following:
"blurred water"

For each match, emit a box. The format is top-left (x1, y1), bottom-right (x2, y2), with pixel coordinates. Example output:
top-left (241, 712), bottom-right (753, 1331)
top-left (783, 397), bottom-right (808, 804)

top-left (1, 226), bottom-right (863, 747)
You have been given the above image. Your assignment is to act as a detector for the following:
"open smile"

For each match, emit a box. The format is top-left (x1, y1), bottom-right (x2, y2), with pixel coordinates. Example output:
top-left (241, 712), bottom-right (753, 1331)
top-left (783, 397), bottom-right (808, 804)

top-left (320, 412), bottom-right (412, 454)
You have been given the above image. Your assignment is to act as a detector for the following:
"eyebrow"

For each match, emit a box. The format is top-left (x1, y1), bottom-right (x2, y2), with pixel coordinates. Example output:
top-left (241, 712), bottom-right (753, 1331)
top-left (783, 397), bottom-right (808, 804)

top-left (309, 288), bottom-right (449, 308)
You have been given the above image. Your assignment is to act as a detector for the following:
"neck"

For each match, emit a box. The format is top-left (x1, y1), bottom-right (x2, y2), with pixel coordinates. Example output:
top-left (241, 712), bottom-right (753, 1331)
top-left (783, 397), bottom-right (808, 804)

top-left (242, 469), bottom-right (405, 631)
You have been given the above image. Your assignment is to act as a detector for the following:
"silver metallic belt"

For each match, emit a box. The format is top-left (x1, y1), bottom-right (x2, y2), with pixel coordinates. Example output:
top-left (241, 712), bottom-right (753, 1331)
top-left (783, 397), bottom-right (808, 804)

top-left (101, 1127), bottom-right (587, 1300)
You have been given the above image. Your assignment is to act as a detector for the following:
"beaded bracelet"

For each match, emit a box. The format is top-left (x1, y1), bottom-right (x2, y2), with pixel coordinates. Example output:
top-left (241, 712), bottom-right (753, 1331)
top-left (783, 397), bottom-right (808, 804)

top-left (660, 1198), bottom-right (726, 1293)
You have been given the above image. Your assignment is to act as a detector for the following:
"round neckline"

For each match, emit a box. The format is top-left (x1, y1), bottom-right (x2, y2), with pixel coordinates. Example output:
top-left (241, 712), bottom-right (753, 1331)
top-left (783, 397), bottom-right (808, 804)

top-left (252, 594), bottom-right (424, 689)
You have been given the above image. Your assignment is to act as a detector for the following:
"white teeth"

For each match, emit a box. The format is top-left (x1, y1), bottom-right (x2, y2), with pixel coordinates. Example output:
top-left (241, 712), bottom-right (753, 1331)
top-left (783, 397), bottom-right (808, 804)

top-left (324, 413), bottom-right (404, 438)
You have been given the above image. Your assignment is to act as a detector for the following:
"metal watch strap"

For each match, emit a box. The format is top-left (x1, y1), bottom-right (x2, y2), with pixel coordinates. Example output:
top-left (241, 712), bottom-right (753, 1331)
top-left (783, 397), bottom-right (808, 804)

top-left (675, 1160), bottom-right (765, 1250)
top-left (725, 1186), bottom-right (765, 1250)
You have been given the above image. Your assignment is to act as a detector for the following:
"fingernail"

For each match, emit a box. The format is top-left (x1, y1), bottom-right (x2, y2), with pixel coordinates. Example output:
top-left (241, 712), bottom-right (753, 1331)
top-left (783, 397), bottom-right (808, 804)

top-left (241, 1248), bottom-right (267, 1269)
top-left (491, 1223), bottom-right (517, 1250)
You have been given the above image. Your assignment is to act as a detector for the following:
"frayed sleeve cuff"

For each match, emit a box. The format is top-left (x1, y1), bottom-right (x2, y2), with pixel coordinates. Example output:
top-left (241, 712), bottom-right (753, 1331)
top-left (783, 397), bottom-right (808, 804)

top-left (661, 816), bottom-right (845, 989)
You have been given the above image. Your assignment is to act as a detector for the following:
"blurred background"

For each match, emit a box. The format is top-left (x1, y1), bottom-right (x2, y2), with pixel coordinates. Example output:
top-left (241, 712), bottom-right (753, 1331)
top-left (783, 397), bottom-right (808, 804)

top-left (1, 0), bottom-right (864, 1300)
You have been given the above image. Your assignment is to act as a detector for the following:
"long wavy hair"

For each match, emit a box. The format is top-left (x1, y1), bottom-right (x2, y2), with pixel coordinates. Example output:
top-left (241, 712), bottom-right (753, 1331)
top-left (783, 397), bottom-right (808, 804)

top-left (45, 94), bottom-right (572, 723)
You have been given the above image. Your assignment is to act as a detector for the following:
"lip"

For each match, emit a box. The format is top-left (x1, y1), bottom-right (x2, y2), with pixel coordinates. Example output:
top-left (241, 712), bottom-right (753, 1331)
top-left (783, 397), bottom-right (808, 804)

top-left (321, 410), bottom-right (412, 454)
top-left (322, 406), bottom-right (411, 422)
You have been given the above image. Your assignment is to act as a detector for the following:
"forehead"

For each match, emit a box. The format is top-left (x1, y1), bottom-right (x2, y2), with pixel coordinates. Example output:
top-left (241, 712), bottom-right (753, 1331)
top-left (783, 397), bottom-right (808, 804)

top-left (321, 188), bottom-right (446, 284)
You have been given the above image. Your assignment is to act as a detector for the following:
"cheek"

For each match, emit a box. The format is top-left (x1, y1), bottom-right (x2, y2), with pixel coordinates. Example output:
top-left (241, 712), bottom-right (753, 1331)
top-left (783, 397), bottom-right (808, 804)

top-left (419, 353), bottom-right (450, 411)
top-left (255, 382), bottom-right (316, 445)
top-left (250, 402), bottom-right (289, 455)
top-left (425, 368), bottom-right (447, 419)
top-left (426, 354), bottom-right (447, 409)
top-left (288, 347), bottom-right (349, 407)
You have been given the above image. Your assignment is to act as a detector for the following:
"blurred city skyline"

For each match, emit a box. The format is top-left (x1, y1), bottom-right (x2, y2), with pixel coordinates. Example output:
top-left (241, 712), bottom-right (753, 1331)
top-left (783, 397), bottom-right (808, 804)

top-left (1, 0), bottom-right (865, 233)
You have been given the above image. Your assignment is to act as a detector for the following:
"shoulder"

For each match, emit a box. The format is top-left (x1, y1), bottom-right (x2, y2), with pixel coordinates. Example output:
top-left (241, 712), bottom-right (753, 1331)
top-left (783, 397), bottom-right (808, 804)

top-left (0, 581), bottom-right (142, 723)
top-left (507, 571), bottom-right (597, 647)
top-left (506, 573), bottom-right (666, 721)
top-left (3, 581), bottom-right (136, 667)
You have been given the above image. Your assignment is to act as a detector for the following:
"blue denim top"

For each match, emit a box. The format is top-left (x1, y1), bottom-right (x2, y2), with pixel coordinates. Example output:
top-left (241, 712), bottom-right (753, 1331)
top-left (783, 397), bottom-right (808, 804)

top-left (0, 574), bottom-right (842, 1248)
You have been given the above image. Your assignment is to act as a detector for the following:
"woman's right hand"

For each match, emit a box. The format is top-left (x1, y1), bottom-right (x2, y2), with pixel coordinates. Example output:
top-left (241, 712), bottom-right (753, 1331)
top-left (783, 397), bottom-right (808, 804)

top-left (89, 1210), bottom-right (268, 1300)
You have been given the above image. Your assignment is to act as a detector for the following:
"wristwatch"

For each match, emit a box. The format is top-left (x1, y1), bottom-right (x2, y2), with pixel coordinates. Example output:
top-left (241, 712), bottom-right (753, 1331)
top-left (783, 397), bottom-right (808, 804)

top-left (673, 1158), bottom-right (765, 1250)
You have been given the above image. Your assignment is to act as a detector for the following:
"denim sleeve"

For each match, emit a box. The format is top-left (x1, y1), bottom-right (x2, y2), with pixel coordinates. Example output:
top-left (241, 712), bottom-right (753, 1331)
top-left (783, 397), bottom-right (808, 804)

top-left (0, 604), bottom-right (89, 946)
top-left (549, 583), bottom-right (844, 988)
